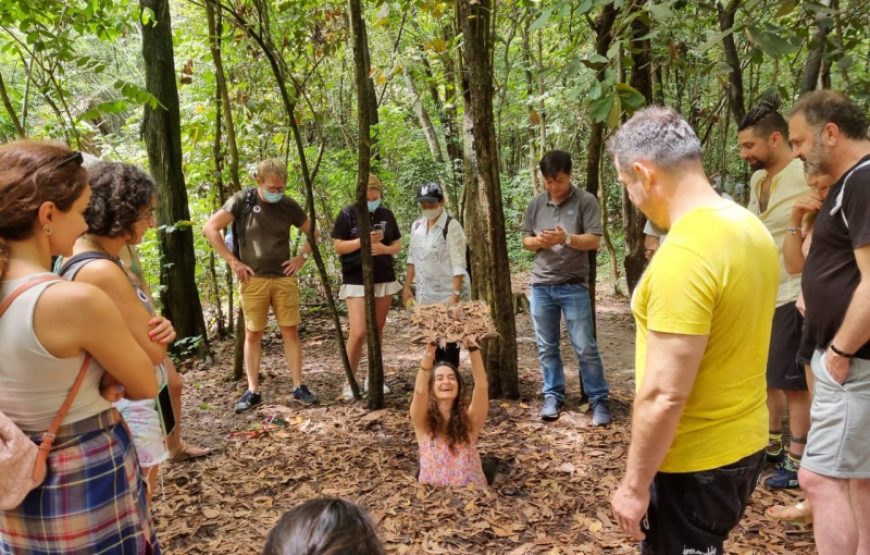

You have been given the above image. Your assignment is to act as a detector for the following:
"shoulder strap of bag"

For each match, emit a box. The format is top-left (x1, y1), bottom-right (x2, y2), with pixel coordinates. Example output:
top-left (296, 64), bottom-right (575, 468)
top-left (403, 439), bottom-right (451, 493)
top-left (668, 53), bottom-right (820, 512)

top-left (0, 274), bottom-right (93, 482)
top-left (443, 215), bottom-right (452, 240)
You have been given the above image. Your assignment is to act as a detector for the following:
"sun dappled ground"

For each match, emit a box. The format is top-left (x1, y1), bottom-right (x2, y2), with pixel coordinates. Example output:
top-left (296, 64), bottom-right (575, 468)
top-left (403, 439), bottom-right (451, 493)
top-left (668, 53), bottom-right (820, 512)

top-left (152, 286), bottom-right (815, 554)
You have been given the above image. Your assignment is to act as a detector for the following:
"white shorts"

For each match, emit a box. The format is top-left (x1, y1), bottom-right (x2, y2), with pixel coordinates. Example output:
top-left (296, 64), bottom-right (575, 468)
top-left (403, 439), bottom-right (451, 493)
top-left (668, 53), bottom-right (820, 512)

top-left (114, 363), bottom-right (169, 469)
top-left (339, 280), bottom-right (402, 300)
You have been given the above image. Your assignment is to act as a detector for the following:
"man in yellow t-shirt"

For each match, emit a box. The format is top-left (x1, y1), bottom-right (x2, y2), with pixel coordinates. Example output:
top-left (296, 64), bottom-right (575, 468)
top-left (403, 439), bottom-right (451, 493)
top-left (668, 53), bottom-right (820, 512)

top-left (738, 96), bottom-right (813, 490)
top-left (608, 107), bottom-right (779, 553)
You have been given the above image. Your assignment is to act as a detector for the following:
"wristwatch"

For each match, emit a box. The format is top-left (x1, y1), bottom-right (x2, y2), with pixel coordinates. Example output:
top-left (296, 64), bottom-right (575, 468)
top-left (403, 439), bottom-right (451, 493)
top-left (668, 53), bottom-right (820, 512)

top-left (563, 233), bottom-right (572, 246)
top-left (452, 290), bottom-right (461, 296)
top-left (301, 252), bottom-right (310, 260)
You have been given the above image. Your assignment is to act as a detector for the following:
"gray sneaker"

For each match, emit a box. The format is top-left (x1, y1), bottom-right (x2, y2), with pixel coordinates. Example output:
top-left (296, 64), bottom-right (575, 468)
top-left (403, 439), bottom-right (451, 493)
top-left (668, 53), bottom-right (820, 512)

top-left (292, 384), bottom-right (318, 406)
top-left (540, 396), bottom-right (563, 421)
top-left (591, 399), bottom-right (612, 426)
top-left (234, 390), bottom-right (262, 413)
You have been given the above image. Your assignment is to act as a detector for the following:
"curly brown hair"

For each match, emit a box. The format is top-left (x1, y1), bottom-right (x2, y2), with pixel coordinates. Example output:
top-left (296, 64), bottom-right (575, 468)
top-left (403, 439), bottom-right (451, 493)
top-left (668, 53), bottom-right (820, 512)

top-left (85, 162), bottom-right (156, 238)
top-left (425, 362), bottom-right (471, 454)
top-left (0, 140), bottom-right (88, 280)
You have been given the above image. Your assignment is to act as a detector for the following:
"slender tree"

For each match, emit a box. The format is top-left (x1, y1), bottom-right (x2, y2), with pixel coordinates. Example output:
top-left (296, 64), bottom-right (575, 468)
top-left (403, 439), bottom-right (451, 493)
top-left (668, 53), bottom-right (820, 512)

top-left (139, 0), bottom-right (209, 356)
top-left (348, 0), bottom-right (385, 409)
top-left (457, 0), bottom-right (518, 398)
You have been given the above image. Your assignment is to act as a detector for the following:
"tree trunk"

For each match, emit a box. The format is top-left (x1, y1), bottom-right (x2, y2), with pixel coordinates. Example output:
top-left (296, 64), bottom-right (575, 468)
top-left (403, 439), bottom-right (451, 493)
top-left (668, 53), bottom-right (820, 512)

top-left (349, 0), bottom-right (384, 409)
top-left (584, 3), bottom-right (619, 335)
top-left (624, 2), bottom-right (652, 293)
top-left (206, 0), bottom-right (244, 375)
top-left (403, 70), bottom-right (444, 165)
top-left (718, 0), bottom-right (745, 122)
top-left (800, 0), bottom-right (833, 94)
top-left (209, 82), bottom-right (226, 338)
top-left (457, 0), bottom-right (518, 399)
top-left (140, 0), bottom-right (209, 357)
top-left (521, 11), bottom-right (543, 195)
top-left (0, 71), bottom-right (25, 138)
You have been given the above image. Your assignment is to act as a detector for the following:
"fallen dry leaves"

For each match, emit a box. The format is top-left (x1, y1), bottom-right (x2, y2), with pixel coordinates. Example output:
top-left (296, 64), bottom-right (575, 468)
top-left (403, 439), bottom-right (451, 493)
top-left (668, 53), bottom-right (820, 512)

top-left (410, 301), bottom-right (499, 347)
top-left (152, 290), bottom-right (816, 554)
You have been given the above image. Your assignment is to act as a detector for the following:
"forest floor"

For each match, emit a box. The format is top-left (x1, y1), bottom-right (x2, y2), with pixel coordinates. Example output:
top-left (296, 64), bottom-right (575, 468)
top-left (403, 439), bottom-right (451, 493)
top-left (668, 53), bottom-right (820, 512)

top-left (152, 279), bottom-right (816, 555)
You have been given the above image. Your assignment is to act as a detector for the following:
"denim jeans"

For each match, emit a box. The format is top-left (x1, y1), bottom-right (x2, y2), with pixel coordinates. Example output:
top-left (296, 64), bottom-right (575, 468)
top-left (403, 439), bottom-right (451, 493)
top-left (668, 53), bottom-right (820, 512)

top-left (529, 283), bottom-right (609, 403)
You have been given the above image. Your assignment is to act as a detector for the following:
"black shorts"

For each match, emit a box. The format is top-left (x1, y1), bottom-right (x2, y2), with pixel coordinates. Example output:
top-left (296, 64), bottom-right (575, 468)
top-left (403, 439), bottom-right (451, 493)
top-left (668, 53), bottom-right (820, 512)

top-left (796, 320), bottom-right (816, 366)
top-left (766, 302), bottom-right (807, 390)
top-left (641, 450), bottom-right (765, 555)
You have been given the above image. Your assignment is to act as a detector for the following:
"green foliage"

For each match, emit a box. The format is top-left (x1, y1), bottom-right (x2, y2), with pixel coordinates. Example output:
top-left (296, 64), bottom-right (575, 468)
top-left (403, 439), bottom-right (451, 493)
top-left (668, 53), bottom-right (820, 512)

top-left (1, 0), bottom-right (868, 327)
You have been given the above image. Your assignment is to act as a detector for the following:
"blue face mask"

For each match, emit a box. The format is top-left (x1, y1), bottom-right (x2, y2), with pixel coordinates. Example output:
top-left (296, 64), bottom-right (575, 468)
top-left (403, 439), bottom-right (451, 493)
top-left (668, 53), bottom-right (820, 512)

top-left (262, 190), bottom-right (283, 203)
top-left (367, 199), bottom-right (381, 212)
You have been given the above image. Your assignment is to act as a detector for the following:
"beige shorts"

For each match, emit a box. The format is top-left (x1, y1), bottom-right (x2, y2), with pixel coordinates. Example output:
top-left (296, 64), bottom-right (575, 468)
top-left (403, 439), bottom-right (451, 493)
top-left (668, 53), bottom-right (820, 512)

top-left (239, 275), bottom-right (300, 331)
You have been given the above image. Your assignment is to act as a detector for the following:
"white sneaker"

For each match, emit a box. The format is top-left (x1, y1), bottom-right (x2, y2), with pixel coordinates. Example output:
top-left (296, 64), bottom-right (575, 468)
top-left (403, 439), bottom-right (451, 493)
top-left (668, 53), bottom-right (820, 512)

top-left (342, 382), bottom-right (354, 401)
top-left (363, 378), bottom-right (390, 395)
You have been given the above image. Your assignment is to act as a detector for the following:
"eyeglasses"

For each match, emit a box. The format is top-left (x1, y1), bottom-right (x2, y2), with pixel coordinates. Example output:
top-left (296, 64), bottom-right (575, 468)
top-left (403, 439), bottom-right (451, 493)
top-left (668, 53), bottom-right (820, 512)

top-left (51, 151), bottom-right (83, 169)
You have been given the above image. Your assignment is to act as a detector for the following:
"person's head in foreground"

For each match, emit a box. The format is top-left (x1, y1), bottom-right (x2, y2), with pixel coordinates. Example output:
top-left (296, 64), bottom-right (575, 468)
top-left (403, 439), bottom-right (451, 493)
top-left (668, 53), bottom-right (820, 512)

top-left (262, 497), bottom-right (384, 555)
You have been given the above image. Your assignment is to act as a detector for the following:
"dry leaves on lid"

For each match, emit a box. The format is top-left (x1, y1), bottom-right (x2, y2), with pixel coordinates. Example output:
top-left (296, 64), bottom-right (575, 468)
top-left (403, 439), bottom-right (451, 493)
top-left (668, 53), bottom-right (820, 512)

top-left (410, 301), bottom-right (499, 346)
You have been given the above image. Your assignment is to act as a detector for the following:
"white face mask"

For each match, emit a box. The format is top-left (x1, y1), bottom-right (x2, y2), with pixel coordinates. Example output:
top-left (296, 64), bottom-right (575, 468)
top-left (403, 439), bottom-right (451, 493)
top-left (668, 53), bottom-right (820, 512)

top-left (421, 207), bottom-right (442, 221)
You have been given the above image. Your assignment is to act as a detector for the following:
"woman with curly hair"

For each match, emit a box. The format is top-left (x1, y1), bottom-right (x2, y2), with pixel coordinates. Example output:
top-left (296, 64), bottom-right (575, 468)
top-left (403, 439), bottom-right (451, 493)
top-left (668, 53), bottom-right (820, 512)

top-left (410, 340), bottom-right (488, 487)
top-left (0, 140), bottom-right (159, 553)
top-left (58, 161), bottom-right (176, 501)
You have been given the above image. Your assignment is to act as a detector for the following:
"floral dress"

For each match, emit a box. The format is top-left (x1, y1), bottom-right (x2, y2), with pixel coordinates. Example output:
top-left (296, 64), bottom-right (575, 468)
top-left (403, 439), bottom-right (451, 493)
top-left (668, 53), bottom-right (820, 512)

top-left (418, 435), bottom-right (486, 487)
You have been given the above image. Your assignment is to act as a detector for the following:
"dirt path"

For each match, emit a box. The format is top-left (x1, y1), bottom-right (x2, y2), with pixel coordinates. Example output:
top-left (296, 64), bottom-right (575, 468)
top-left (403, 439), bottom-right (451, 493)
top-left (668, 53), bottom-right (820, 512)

top-left (153, 289), bottom-right (814, 554)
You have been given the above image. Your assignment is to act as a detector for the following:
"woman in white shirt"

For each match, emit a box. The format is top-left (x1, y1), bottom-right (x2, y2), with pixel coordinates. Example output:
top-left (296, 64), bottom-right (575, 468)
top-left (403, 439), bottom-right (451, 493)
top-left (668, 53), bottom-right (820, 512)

top-left (401, 182), bottom-right (469, 365)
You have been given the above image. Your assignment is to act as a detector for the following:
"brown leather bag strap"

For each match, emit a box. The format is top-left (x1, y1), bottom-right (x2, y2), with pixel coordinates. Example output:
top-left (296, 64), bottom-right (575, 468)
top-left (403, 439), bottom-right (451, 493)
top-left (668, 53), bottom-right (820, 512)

top-left (34, 353), bottom-right (92, 480)
top-left (0, 275), bottom-right (94, 482)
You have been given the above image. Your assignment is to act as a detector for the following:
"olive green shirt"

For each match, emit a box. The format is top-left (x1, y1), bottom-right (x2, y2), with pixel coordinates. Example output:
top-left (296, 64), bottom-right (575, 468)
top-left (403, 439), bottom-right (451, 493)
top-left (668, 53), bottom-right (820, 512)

top-left (222, 190), bottom-right (308, 276)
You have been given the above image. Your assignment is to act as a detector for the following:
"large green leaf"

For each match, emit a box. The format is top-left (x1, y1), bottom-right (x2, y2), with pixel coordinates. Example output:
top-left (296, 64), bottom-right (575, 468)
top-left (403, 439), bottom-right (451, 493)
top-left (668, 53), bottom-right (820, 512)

top-left (746, 25), bottom-right (798, 59)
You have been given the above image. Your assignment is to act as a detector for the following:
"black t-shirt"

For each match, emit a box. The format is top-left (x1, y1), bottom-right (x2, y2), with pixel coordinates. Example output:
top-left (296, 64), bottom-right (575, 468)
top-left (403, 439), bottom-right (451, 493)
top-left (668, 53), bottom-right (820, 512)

top-left (331, 204), bottom-right (401, 285)
top-left (802, 155), bottom-right (870, 359)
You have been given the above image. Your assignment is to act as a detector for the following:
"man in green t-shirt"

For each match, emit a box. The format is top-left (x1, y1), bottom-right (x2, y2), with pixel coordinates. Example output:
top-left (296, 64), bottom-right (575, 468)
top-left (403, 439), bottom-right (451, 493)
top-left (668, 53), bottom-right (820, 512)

top-left (204, 159), bottom-right (319, 412)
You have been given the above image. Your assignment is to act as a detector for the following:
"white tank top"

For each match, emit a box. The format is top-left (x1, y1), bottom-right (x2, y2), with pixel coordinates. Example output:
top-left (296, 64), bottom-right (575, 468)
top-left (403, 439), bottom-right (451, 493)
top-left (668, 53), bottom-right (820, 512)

top-left (0, 274), bottom-right (111, 431)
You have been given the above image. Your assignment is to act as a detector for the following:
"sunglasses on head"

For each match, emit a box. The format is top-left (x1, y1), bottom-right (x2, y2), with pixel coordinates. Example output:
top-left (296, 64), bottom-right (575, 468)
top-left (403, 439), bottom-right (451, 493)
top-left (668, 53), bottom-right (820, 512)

top-left (51, 151), bottom-right (83, 169)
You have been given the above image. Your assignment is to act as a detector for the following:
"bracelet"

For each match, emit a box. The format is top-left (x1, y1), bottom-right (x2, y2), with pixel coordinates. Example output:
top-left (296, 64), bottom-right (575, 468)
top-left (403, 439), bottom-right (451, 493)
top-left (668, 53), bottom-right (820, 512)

top-left (829, 344), bottom-right (854, 358)
top-left (419, 365), bottom-right (432, 372)
top-left (467, 346), bottom-right (480, 353)
top-left (786, 227), bottom-right (800, 236)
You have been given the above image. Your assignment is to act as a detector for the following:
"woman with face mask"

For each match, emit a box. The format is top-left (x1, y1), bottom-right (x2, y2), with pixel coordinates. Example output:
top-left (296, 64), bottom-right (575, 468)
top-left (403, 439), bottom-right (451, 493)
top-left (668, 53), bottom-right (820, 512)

top-left (332, 174), bottom-right (402, 400)
top-left (401, 182), bottom-right (470, 366)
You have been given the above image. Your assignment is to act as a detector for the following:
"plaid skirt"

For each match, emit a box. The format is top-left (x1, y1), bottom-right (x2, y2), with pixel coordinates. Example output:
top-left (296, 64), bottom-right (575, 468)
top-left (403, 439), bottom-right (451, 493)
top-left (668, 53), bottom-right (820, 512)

top-left (0, 409), bottom-right (160, 554)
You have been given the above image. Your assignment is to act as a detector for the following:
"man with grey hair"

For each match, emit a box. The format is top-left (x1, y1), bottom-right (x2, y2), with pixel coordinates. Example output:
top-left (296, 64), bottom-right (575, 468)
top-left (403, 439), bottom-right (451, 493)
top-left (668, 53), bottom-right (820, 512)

top-left (608, 107), bottom-right (779, 553)
top-left (788, 90), bottom-right (870, 555)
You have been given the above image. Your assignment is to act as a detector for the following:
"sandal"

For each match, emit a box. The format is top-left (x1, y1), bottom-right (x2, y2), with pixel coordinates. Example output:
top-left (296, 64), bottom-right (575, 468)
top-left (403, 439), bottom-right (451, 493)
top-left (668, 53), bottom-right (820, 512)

top-left (169, 444), bottom-right (212, 462)
top-left (767, 501), bottom-right (812, 525)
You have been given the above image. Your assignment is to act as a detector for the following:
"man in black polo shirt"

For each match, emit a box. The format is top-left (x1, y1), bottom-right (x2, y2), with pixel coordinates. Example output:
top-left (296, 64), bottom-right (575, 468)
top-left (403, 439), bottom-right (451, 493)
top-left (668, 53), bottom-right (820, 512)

top-left (521, 150), bottom-right (611, 425)
top-left (788, 90), bottom-right (870, 554)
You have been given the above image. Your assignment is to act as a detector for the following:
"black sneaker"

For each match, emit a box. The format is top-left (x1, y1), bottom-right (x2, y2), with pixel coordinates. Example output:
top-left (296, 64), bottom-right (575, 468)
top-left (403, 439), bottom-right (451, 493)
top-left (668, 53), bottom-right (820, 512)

top-left (292, 385), bottom-right (318, 406)
top-left (234, 390), bottom-right (262, 413)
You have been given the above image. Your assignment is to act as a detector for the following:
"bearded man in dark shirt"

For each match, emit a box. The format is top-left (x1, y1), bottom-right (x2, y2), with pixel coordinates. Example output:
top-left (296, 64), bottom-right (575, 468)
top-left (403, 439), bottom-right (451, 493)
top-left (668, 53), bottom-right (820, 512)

top-left (788, 90), bottom-right (870, 555)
